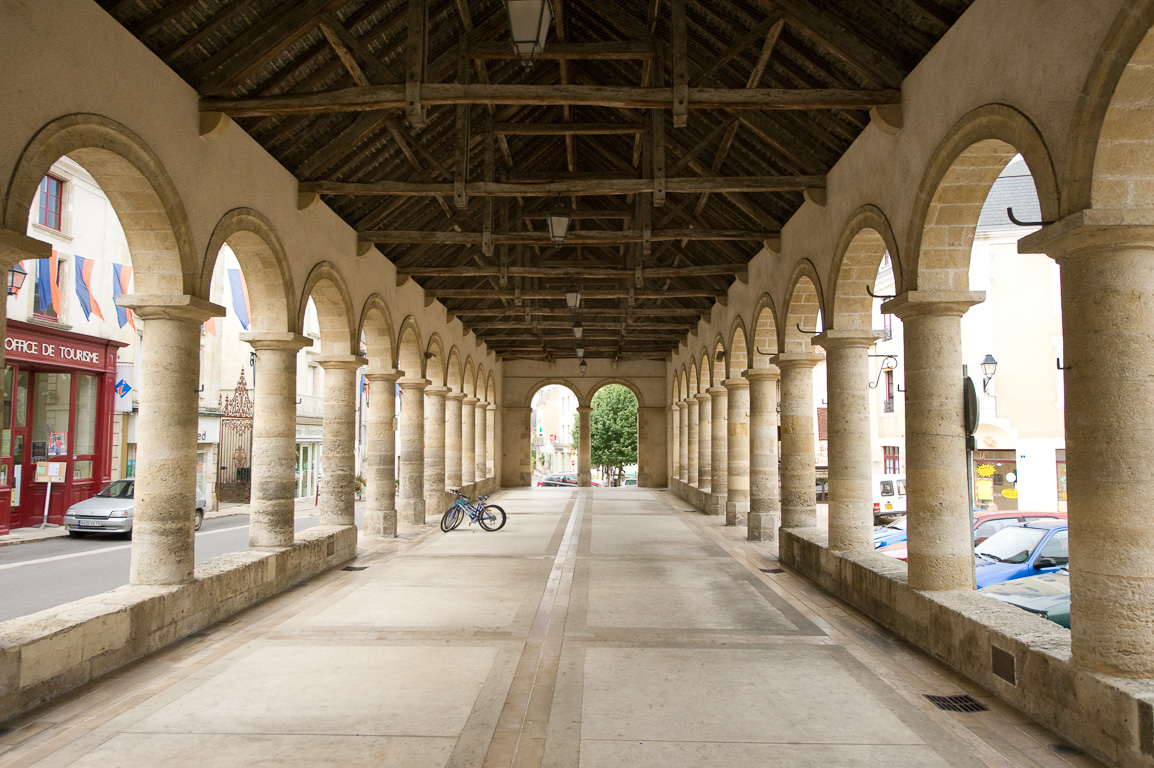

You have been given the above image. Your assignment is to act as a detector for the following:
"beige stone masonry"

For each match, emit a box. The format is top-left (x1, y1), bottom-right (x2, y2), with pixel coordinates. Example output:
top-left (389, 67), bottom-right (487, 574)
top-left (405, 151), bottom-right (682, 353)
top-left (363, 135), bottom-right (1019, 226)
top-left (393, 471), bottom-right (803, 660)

top-left (398, 378), bottom-right (430, 524)
top-left (423, 386), bottom-right (449, 517)
top-left (697, 391), bottom-right (713, 492)
top-left (724, 377), bottom-right (750, 527)
top-left (577, 406), bottom-right (592, 487)
top-left (315, 355), bottom-right (366, 529)
top-left (772, 352), bottom-right (823, 531)
top-left (745, 367), bottom-right (780, 541)
top-left (363, 370), bottom-right (400, 538)
top-left (707, 387), bottom-right (728, 515)
top-left (678, 401), bottom-right (689, 482)
top-left (445, 392), bottom-right (464, 489)
top-left (686, 397), bottom-right (699, 486)
top-left (462, 397), bottom-right (477, 485)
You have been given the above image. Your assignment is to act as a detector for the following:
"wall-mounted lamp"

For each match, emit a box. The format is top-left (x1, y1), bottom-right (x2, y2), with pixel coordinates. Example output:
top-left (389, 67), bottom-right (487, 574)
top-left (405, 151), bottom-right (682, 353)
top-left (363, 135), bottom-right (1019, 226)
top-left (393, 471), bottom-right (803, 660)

top-left (7, 262), bottom-right (27, 297)
top-left (564, 287), bottom-right (580, 310)
top-left (579, 359), bottom-right (588, 376)
top-left (501, 0), bottom-right (553, 67)
top-left (981, 353), bottom-right (998, 394)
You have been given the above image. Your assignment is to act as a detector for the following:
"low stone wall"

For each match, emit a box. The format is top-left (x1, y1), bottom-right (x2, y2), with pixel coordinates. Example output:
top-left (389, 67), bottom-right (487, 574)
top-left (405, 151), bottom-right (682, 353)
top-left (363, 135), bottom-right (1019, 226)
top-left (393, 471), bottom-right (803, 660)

top-left (0, 524), bottom-right (358, 723)
top-left (670, 477), bottom-right (713, 514)
top-left (780, 526), bottom-right (1154, 768)
top-left (428, 476), bottom-right (500, 521)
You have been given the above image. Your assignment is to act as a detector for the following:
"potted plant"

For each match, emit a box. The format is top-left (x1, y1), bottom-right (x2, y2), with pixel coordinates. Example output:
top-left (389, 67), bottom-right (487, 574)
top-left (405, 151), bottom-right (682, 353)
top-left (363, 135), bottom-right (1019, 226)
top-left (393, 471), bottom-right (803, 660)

top-left (354, 473), bottom-right (366, 500)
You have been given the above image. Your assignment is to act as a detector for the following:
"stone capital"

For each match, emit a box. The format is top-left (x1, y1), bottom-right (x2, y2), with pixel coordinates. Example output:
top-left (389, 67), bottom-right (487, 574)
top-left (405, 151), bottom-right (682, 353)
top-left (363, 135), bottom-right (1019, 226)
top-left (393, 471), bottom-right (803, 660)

top-left (707, 386), bottom-right (728, 397)
top-left (315, 354), bottom-right (367, 370)
top-left (463, 396), bottom-right (480, 406)
top-left (0, 228), bottom-right (51, 265)
top-left (241, 331), bottom-right (313, 352)
top-left (364, 370), bottom-right (401, 383)
top-left (577, 406), bottom-right (592, 415)
top-left (116, 293), bottom-right (225, 323)
top-left (881, 290), bottom-right (985, 320)
top-left (424, 385), bottom-right (450, 397)
top-left (1019, 208), bottom-right (1154, 256)
top-left (723, 377), bottom-right (750, 391)
top-left (696, 390), bottom-right (712, 401)
top-left (811, 329), bottom-right (885, 350)
top-left (684, 396), bottom-right (698, 405)
top-left (398, 377), bottom-right (431, 391)
top-left (743, 366), bottom-right (780, 382)
top-left (445, 391), bottom-right (465, 401)
top-left (487, 402), bottom-right (497, 411)
top-left (770, 352), bottom-right (824, 370)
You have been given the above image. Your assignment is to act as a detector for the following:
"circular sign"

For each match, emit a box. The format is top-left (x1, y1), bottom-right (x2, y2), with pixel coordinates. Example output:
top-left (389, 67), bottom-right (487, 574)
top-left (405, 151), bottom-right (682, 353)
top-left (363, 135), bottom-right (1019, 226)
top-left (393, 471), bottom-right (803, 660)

top-left (963, 377), bottom-right (979, 436)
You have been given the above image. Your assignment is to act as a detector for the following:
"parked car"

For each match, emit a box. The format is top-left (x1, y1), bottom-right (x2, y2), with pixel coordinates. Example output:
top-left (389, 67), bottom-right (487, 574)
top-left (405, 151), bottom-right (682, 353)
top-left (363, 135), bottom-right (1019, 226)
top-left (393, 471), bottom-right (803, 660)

top-left (978, 569), bottom-right (1070, 628)
top-left (873, 516), bottom-right (908, 548)
top-left (874, 511), bottom-right (1066, 554)
top-left (62, 479), bottom-right (207, 538)
top-left (537, 473), bottom-right (600, 487)
top-left (974, 521), bottom-right (1068, 588)
top-left (872, 474), bottom-right (906, 521)
top-left (622, 476), bottom-right (638, 486)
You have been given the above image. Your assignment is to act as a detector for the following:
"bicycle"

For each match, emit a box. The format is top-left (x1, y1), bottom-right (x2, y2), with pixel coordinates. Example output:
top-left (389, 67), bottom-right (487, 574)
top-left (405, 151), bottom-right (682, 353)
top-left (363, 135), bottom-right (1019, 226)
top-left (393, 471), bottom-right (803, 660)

top-left (441, 488), bottom-right (507, 532)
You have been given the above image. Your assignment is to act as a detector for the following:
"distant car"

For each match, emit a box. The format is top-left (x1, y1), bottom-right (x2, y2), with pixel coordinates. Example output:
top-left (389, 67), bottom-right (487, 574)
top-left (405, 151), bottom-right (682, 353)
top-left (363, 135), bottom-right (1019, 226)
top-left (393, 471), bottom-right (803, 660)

top-left (978, 569), bottom-right (1070, 628)
top-left (974, 521), bottom-right (1068, 589)
top-left (537, 473), bottom-right (600, 487)
top-left (872, 474), bottom-right (906, 521)
top-left (873, 511), bottom-right (1066, 552)
top-left (622, 476), bottom-right (638, 486)
top-left (63, 479), bottom-right (207, 538)
top-left (876, 541), bottom-right (908, 561)
top-left (873, 516), bottom-right (908, 548)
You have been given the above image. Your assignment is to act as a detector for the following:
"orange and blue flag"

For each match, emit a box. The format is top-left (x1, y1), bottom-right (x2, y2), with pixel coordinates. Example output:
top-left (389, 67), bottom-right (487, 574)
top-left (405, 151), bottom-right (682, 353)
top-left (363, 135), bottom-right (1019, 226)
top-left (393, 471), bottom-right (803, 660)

top-left (227, 268), bottom-right (252, 330)
top-left (112, 263), bottom-right (136, 330)
top-left (36, 251), bottom-right (62, 316)
top-left (73, 255), bottom-right (104, 322)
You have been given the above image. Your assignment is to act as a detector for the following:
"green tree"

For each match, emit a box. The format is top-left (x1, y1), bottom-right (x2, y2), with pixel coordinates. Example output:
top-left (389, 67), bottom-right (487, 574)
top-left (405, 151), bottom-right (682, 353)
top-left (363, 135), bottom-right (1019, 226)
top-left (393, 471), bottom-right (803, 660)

top-left (572, 385), bottom-right (638, 483)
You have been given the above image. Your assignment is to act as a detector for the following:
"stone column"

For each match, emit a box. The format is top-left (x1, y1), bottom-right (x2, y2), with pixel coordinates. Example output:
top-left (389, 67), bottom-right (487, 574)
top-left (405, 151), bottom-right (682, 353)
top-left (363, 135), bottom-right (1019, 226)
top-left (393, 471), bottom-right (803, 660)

top-left (772, 352), bottom-right (823, 530)
top-left (724, 377), bottom-right (750, 527)
top-left (669, 403), bottom-right (679, 484)
top-left (363, 370), bottom-right (400, 538)
top-left (118, 295), bottom-right (224, 585)
top-left (577, 406), bottom-right (592, 486)
top-left (317, 355), bottom-right (365, 528)
top-left (814, 330), bottom-right (885, 551)
top-left (476, 401), bottom-right (489, 481)
top-left (679, 400), bottom-right (689, 482)
top-left (241, 332), bottom-right (312, 548)
top-left (638, 406), bottom-right (668, 487)
top-left (883, 291), bottom-right (984, 591)
top-left (707, 387), bottom-right (728, 515)
top-left (697, 391), bottom-right (712, 492)
top-left (686, 396), bottom-right (699, 486)
top-left (745, 368), bottom-right (780, 541)
top-left (445, 392), bottom-right (464, 490)
top-left (1021, 215), bottom-right (1154, 675)
top-left (486, 403), bottom-right (497, 478)
top-left (424, 386), bottom-right (449, 517)
top-left (501, 405), bottom-right (529, 486)
top-left (462, 397), bottom-right (477, 486)
top-left (397, 378), bottom-right (429, 524)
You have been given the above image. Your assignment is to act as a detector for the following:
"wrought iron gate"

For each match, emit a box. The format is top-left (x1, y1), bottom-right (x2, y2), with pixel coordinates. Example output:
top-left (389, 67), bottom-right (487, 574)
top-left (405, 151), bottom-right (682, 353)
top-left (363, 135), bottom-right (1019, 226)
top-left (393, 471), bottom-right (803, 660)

top-left (217, 368), bottom-right (254, 503)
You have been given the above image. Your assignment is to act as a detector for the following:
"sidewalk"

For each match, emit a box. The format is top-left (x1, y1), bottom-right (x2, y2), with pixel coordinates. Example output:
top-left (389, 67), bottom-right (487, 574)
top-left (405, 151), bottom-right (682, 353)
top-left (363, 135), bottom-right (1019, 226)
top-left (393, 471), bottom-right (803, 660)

top-left (0, 495), bottom-right (331, 548)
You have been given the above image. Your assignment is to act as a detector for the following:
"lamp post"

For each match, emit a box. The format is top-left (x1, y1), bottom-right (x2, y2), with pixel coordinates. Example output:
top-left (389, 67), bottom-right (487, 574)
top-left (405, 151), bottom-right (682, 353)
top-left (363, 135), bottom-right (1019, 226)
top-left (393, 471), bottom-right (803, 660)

top-left (502, 0), bottom-right (554, 67)
top-left (7, 262), bottom-right (27, 296)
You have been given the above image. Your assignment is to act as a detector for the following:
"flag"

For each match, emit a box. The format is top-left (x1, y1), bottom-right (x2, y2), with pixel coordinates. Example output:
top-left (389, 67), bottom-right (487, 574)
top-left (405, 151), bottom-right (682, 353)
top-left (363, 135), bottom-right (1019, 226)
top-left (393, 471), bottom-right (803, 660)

top-left (112, 263), bottom-right (135, 330)
top-left (36, 252), bottom-right (61, 316)
top-left (73, 255), bottom-right (104, 321)
top-left (227, 268), bottom-right (251, 331)
top-left (202, 317), bottom-right (217, 337)
top-left (48, 252), bottom-right (62, 317)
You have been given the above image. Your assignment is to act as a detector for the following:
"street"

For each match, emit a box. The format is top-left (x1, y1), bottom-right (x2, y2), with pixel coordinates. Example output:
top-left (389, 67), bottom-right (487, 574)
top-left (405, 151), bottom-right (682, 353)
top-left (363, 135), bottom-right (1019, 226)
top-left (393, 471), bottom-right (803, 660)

top-left (0, 511), bottom-right (362, 623)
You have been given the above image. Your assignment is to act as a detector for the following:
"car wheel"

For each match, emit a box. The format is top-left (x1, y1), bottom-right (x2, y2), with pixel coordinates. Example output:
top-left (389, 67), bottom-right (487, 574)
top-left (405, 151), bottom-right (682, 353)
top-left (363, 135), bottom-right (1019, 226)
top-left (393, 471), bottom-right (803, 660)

top-left (194, 509), bottom-right (204, 531)
top-left (68, 530), bottom-right (87, 538)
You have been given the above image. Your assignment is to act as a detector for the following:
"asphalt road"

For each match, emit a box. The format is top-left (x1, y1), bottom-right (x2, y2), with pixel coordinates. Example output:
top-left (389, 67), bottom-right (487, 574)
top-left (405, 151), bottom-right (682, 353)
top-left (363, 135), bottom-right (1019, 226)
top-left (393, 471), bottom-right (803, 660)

top-left (0, 511), bottom-right (362, 623)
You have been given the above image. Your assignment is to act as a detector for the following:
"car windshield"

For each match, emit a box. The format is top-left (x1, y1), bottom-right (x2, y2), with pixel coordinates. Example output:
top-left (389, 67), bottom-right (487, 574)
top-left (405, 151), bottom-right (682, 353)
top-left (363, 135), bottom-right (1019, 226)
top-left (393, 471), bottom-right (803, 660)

top-left (97, 480), bottom-right (134, 499)
top-left (885, 517), bottom-right (907, 531)
top-left (975, 525), bottom-right (1048, 564)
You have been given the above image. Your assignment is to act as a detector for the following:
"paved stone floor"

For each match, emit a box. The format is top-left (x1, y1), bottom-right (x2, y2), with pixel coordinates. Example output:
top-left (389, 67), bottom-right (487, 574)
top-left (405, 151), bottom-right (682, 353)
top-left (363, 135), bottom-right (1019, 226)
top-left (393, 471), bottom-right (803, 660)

top-left (0, 489), bottom-right (1106, 767)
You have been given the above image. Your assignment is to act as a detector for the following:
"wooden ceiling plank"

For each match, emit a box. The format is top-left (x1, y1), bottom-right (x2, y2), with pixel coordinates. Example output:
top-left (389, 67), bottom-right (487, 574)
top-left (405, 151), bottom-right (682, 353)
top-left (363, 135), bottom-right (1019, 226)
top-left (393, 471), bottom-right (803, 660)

top-left (318, 14), bottom-right (372, 86)
top-left (158, 0), bottom-right (254, 62)
top-left (689, 11), bottom-right (781, 88)
top-left (302, 174), bottom-right (823, 197)
top-left (468, 41), bottom-right (655, 60)
top-left (296, 110), bottom-right (392, 178)
top-left (367, 229), bottom-right (769, 244)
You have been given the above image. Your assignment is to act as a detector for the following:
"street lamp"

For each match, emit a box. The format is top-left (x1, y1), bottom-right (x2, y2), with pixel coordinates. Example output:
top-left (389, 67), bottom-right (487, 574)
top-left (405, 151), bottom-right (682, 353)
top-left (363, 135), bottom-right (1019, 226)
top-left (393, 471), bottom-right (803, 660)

top-left (564, 286), bottom-right (580, 310)
top-left (579, 359), bottom-right (588, 376)
top-left (502, 0), bottom-right (553, 67)
top-left (981, 353), bottom-right (998, 393)
top-left (548, 197), bottom-right (572, 245)
top-left (7, 262), bottom-right (27, 296)
top-left (573, 321), bottom-right (583, 339)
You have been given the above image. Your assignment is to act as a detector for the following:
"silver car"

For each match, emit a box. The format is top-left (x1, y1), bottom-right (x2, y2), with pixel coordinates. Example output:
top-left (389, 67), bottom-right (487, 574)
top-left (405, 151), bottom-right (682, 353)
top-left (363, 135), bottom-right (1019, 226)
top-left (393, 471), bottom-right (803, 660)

top-left (63, 479), bottom-right (207, 538)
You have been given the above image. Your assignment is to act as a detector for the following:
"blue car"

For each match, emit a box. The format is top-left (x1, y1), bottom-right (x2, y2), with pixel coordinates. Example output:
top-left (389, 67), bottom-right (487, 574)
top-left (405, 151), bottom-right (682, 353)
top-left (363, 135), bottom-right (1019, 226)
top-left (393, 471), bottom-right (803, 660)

top-left (974, 521), bottom-right (1068, 589)
top-left (873, 516), bottom-right (907, 548)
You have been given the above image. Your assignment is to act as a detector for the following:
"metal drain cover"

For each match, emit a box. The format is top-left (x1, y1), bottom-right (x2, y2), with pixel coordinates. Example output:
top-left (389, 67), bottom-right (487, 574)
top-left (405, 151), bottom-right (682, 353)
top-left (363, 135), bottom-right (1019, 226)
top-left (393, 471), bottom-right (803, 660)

top-left (1049, 743), bottom-right (1082, 756)
top-left (342, 566), bottom-right (368, 572)
top-left (760, 568), bottom-right (785, 574)
top-left (923, 694), bottom-right (989, 713)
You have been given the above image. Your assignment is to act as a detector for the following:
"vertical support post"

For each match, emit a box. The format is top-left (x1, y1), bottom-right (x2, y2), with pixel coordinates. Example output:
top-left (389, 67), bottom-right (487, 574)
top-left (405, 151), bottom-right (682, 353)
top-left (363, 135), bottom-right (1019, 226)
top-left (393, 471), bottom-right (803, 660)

top-left (318, 355), bottom-right (365, 528)
top-left (697, 391), bottom-right (712, 491)
top-left (708, 386), bottom-right (728, 515)
top-left (746, 368), bottom-right (780, 541)
top-left (724, 377), bottom-right (750, 527)
top-left (773, 352), bottom-right (823, 530)
top-left (405, 0), bottom-right (427, 127)
top-left (397, 378), bottom-right (429, 524)
top-left (364, 371), bottom-right (400, 538)
top-left (454, 39), bottom-right (469, 209)
top-left (445, 391), bottom-right (464, 489)
top-left (577, 406), bottom-right (592, 486)
top-left (462, 396), bottom-right (477, 486)
top-left (424, 386), bottom-right (449, 518)
top-left (671, 0), bottom-right (688, 127)
top-left (679, 399), bottom-right (689, 482)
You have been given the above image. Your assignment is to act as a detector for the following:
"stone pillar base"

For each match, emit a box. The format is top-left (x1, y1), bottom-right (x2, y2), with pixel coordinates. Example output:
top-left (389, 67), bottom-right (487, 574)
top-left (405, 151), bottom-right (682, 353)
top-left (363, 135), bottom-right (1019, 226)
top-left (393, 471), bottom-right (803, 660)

top-left (363, 508), bottom-right (398, 538)
top-left (398, 499), bottom-right (426, 526)
top-left (706, 494), bottom-right (725, 516)
top-left (726, 501), bottom-right (748, 527)
top-left (747, 512), bottom-right (777, 541)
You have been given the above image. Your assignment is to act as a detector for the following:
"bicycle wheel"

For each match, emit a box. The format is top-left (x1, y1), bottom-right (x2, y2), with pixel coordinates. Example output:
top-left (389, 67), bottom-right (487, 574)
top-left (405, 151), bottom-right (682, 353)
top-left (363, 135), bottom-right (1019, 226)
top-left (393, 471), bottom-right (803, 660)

top-left (441, 505), bottom-right (465, 532)
top-left (478, 504), bottom-right (507, 532)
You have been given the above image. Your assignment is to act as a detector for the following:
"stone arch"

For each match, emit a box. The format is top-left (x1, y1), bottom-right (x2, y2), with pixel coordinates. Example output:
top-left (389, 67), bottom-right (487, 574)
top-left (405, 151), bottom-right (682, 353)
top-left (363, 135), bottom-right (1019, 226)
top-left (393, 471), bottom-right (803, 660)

top-left (1063, 1), bottom-right (1154, 214)
top-left (828, 205), bottom-right (903, 330)
top-left (485, 372), bottom-right (496, 404)
top-left (4, 113), bottom-right (197, 295)
top-left (425, 334), bottom-right (446, 387)
top-left (728, 318), bottom-right (749, 378)
top-left (446, 347), bottom-right (462, 391)
top-left (678, 366), bottom-right (688, 401)
top-left (688, 361), bottom-right (699, 396)
top-left (299, 262), bottom-right (356, 355)
top-left (782, 261), bottom-right (825, 353)
top-left (201, 208), bottom-right (296, 334)
top-left (588, 378), bottom-right (645, 408)
top-left (906, 104), bottom-right (1060, 292)
top-left (710, 334), bottom-right (727, 385)
top-left (524, 378), bottom-right (581, 408)
top-left (699, 351), bottom-right (713, 391)
top-left (358, 294), bottom-right (395, 372)
top-left (397, 316), bottom-right (424, 378)
top-left (463, 357), bottom-right (476, 397)
top-left (474, 363), bottom-right (486, 401)
top-left (750, 293), bottom-right (780, 369)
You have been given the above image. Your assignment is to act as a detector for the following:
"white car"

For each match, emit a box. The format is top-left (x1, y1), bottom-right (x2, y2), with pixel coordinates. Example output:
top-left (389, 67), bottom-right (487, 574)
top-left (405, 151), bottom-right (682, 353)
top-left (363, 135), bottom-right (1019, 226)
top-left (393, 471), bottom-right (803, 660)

top-left (63, 479), bottom-right (206, 538)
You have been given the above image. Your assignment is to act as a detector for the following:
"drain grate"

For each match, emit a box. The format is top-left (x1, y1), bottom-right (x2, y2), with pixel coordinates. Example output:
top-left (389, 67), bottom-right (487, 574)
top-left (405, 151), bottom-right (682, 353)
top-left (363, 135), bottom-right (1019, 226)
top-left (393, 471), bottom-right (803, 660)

top-left (923, 694), bottom-right (989, 713)
top-left (342, 566), bottom-right (368, 572)
top-left (760, 568), bottom-right (785, 574)
top-left (1049, 743), bottom-right (1082, 756)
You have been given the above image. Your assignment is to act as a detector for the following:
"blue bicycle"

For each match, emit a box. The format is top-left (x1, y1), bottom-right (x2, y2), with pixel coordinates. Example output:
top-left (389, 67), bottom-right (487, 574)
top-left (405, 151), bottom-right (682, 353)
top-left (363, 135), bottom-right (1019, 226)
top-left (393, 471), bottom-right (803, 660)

top-left (441, 488), bottom-right (506, 532)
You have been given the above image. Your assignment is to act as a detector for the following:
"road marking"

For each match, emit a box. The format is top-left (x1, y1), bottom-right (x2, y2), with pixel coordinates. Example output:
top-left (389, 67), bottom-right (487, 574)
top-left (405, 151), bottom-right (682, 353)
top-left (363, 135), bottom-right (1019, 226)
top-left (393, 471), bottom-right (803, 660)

top-left (0, 523), bottom-right (254, 570)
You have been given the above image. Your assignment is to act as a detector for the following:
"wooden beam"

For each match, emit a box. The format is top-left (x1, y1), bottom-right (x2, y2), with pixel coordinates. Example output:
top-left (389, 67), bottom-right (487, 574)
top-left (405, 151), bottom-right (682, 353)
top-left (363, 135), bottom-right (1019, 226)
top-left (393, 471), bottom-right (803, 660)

top-left (454, 39), bottom-right (469, 209)
top-left (428, 288), bottom-right (727, 299)
top-left (492, 122), bottom-right (644, 135)
top-left (201, 84), bottom-right (902, 116)
top-left (405, 0), bottom-right (427, 127)
top-left (397, 261), bottom-right (749, 277)
top-left (318, 14), bottom-right (372, 86)
top-left (468, 41), bottom-right (656, 60)
top-left (369, 229), bottom-right (769, 245)
top-left (671, 0), bottom-right (688, 127)
top-left (304, 175), bottom-right (823, 197)
top-left (452, 307), bottom-right (708, 317)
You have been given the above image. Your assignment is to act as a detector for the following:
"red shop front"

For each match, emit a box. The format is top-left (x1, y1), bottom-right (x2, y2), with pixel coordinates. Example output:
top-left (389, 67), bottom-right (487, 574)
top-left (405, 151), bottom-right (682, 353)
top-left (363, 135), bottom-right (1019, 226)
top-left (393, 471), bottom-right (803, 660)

top-left (0, 321), bottom-right (126, 533)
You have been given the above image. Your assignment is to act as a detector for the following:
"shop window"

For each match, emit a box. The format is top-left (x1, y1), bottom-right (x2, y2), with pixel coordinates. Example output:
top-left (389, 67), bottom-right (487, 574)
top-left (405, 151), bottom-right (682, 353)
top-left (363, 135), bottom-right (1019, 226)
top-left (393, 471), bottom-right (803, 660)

top-left (32, 373), bottom-right (71, 462)
top-left (883, 370), bottom-right (894, 413)
top-left (72, 460), bottom-right (92, 479)
top-left (883, 445), bottom-right (900, 474)
top-left (75, 374), bottom-right (97, 455)
top-left (882, 312), bottom-right (892, 341)
top-left (1, 367), bottom-right (12, 461)
top-left (38, 175), bottom-right (63, 231)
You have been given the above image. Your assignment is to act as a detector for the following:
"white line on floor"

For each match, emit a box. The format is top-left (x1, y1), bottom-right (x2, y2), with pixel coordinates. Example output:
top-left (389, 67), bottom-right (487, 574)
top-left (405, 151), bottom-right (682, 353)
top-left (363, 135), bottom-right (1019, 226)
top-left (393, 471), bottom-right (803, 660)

top-left (0, 523), bottom-right (252, 570)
